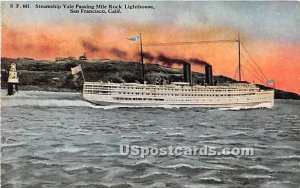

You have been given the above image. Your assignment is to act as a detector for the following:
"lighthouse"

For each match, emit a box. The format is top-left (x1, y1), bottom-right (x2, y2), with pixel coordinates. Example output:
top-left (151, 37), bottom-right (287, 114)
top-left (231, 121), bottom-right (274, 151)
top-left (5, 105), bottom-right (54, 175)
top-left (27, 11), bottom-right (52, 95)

top-left (7, 63), bottom-right (19, 95)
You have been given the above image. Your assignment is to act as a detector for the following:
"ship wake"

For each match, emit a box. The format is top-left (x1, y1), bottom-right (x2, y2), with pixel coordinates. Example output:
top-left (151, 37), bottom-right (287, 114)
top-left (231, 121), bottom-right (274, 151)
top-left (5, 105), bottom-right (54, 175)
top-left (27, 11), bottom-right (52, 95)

top-left (2, 98), bottom-right (194, 110)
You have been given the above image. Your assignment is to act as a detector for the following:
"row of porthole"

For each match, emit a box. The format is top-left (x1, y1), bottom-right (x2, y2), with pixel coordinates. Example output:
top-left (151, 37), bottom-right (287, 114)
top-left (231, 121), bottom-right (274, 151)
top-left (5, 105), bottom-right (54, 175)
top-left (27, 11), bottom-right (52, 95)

top-left (85, 86), bottom-right (257, 93)
top-left (86, 90), bottom-right (271, 100)
top-left (114, 97), bottom-right (164, 101)
top-left (116, 92), bottom-right (257, 97)
top-left (85, 88), bottom-right (263, 96)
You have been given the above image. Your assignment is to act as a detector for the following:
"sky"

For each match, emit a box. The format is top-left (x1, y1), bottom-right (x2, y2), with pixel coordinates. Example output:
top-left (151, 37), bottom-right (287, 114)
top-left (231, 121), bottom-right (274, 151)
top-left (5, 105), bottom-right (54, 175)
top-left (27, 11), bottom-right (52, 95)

top-left (1, 1), bottom-right (300, 94)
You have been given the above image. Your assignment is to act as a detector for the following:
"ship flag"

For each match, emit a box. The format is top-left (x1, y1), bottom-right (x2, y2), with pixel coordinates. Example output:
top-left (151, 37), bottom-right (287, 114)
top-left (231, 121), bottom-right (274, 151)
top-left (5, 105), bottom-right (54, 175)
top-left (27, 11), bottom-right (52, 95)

top-left (127, 35), bottom-right (140, 42)
top-left (71, 64), bottom-right (82, 75)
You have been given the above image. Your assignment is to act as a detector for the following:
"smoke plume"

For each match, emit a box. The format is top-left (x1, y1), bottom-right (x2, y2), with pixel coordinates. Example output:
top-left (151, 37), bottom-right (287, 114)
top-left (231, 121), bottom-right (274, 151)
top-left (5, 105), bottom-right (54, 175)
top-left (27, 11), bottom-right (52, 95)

top-left (157, 54), bottom-right (189, 66)
top-left (188, 58), bottom-right (210, 66)
top-left (142, 51), bottom-right (155, 61)
top-left (81, 40), bottom-right (100, 53)
top-left (110, 48), bottom-right (127, 58)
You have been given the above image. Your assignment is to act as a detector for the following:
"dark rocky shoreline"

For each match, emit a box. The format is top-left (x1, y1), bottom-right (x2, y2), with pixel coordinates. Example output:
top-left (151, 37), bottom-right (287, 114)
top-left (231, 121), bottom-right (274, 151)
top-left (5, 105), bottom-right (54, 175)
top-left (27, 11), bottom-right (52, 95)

top-left (1, 57), bottom-right (299, 99)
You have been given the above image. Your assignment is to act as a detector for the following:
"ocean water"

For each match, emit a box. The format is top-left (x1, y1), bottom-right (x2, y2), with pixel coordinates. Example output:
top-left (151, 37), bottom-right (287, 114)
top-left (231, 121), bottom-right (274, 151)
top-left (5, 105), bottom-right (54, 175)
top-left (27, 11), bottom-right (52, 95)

top-left (1, 90), bottom-right (300, 188)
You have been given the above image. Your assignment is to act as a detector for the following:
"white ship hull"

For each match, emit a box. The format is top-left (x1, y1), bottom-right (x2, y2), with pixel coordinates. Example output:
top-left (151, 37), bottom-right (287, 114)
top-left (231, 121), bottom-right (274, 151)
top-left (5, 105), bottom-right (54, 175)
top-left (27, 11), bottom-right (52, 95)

top-left (83, 82), bottom-right (274, 109)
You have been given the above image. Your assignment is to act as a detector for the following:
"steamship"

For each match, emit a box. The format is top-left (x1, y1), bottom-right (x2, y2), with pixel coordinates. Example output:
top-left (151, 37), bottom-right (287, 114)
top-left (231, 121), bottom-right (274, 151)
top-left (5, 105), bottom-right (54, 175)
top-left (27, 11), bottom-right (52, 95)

top-left (82, 35), bottom-right (274, 109)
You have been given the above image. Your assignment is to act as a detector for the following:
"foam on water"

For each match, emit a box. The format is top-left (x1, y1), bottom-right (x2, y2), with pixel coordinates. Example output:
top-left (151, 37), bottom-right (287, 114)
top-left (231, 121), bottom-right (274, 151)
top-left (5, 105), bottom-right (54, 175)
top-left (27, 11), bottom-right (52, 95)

top-left (183, 185), bottom-right (214, 188)
top-left (64, 164), bottom-right (104, 172)
top-left (159, 163), bottom-right (235, 170)
top-left (2, 92), bottom-right (197, 110)
top-left (218, 102), bottom-right (273, 111)
top-left (275, 155), bottom-right (300, 159)
top-left (161, 163), bottom-right (199, 169)
top-left (131, 159), bottom-right (154, 166)
top-left (144, 182), bottom-right (166, 188)
top-left (1, 142), bottom-right (27, 148)
top-left (2, 98), bottom-right (150, 110)
top-left (199, 177), bottom-right (223, 182)
top-left (248, 165), bottom-right (273, 172)
top-left (165, 132), bottom-right (185, 137)
top-left (53, 145), bottom-right (85, 153)
top-left (130, 170), bottom-right (182, 179)
top-left (101, 167), bottom-right (133, 180)
top-left (240, 173), bottom-right (274, 179)
top-left (2, 98), bottom-right (93, 108)
top-left (260, 180), bottom-right (298, 188)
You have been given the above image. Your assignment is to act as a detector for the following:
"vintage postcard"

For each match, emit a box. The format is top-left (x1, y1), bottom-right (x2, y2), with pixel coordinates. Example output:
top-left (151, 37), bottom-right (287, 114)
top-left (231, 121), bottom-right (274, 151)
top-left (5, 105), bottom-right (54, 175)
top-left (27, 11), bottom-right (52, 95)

top-left (1, 1), bottom-right (300, 187)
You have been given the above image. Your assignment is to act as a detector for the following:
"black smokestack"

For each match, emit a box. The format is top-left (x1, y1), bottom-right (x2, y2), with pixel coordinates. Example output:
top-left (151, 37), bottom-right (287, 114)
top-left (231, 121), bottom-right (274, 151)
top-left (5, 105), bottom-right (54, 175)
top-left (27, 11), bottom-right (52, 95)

top-left (183, 63), bottom-right (192, 85)
top-left (189, 58), bottom-right (212, 85)
top-left (156, 54), bottom-right (193, 85)
top-left (205, 65), bottom-right (213, 85)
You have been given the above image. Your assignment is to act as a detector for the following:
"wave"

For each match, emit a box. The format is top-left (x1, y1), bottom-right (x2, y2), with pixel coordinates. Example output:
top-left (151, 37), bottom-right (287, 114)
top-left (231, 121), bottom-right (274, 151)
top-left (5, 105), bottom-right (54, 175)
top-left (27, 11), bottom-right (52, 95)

top-left (53, 145), bottom-right (85, 153)
top-left (159, 163), bottom-right (234, 170)
top-left (129, 170), bottom-right (182, 179)
top-left (1, 98), bottom-right (130, 109)
top-left (20, 155), bottom-right (49, 161)
top-left (121, 135), bottom-right (142, 139)
top-left (261, 180), bottom-right (298, 187)
top-left (102, 167), bottom-right (134, 181)
top-left (24, 159), bottom-right (64, 167)
top-left (230, 132), bottom-right (249, 136)
top-left (198, 177), bottom-right (223, 183)
top-left (71, 183), bottom-right (134, 188)
top-left (218, 103), bottom-right (273, 111)
top-left (275, 155), bottom-right (300, 160)
top-left (144, 131), bottom-right (160, 134)
top-left (159, 163), bottom-right (235, 171)
top-left (131, 159), bottom-right (154, 166)
top-left (248, 165), bottom-right (273, 172)
top-left (161, 163), bottom-right (198, 169)
top-left (64, 165), bottom-right (103, 173)
top-left (196, 134), bottom-right (219, 139)
top-left (165, 133), bottom-right (185, 137)
top-left (2, 98), bottom-right (92, 107)
top-left (1, 141), bottom-right (27, 148)
top-left (1, 98), bottom-right (203, 110)
top-left (1, 143), bottom-right (27, 148)
top-left (144, 182), bottom-right (166, 188)
top-left (269, 145), bottom-right (300, 151)
top-left (240, 173), bottom-right (273, 179)
top-left (99, 152), bottom-right (120, 157)
top-left (98, 183), bottom-right (135, 188)
top-left (218, 107), bottom-right (249, 111)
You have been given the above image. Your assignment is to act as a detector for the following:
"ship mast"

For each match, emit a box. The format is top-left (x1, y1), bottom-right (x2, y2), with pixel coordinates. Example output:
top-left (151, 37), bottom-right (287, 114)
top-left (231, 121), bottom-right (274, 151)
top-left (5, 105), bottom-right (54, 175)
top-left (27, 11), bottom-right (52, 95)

top-left (140, 33), bottom-right (145, 84)
top-left (238, 32), bottom-right (241, 82)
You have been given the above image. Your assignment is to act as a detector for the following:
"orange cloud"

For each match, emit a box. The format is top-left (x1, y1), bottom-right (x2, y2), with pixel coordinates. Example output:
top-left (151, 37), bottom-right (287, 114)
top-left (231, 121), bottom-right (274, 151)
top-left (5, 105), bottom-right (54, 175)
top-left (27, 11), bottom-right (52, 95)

top-left (2, 22), bottom-right (300, 94)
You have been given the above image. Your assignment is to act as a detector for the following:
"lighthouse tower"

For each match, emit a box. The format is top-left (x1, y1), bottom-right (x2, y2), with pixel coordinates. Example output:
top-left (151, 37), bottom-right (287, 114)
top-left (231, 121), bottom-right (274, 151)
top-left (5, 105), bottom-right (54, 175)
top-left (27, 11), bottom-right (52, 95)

top-left (7, 63), bottom-right (19, 95)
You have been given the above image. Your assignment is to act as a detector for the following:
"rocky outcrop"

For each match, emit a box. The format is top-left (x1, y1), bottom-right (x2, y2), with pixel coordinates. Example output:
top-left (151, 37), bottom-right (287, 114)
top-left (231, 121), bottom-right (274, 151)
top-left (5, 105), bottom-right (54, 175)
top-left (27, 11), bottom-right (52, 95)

top-left (1, 57), bottom-right (299, 99)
